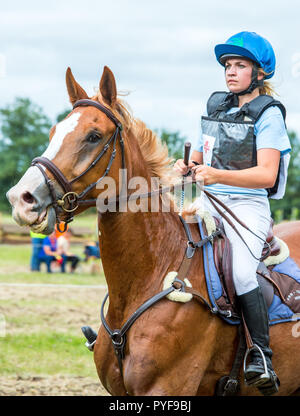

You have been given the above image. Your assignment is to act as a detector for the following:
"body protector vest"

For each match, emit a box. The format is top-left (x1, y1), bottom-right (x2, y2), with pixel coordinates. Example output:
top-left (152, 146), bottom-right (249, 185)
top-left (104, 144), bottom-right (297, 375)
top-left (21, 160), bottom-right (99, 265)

top-left (201, 92), bottom-right (288, 199)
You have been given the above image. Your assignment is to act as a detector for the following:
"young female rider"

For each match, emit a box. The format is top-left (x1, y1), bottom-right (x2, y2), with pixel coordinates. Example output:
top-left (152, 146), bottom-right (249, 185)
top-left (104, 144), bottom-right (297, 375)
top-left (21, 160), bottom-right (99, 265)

top-left (174, 31), bottom-right (291, 395)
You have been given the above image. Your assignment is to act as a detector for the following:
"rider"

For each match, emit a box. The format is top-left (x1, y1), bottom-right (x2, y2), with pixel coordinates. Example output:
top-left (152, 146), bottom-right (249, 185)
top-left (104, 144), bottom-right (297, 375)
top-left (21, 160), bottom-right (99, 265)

top-left (174, 31), bottom-right (291, 395)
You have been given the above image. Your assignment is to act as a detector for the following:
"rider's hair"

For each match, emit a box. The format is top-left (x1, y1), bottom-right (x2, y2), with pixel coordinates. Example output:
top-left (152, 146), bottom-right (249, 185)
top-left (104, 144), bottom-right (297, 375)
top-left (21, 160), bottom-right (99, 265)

top-left (258, 68), bottom-right (277, 96)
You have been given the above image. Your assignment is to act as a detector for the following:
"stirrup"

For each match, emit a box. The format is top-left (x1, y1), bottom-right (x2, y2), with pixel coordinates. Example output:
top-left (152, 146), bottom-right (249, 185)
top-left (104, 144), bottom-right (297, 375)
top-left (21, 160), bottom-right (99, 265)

top-left (257, 370), bottom-right (280, 396)
top-left (243, 344), bottom-right (270, 386)
top-left (81, 326), bottom-right (97, 351)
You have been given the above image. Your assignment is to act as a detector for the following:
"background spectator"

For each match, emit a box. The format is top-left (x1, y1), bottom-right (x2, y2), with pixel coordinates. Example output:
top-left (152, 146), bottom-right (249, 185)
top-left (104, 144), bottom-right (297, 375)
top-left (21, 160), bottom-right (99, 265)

top-left (57, 229), bottom-right (80, 273)
top-left (30, 230), bottom-right (46, 271)
top-left (38, 231), bottom-right (66, 273)
top-left (84, 241), bottom-right (100, 262)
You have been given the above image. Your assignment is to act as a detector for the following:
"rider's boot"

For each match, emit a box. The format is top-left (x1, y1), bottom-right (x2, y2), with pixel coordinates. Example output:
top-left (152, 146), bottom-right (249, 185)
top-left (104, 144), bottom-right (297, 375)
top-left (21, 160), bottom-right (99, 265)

top-left (239, 287), bottom-right (280, 395)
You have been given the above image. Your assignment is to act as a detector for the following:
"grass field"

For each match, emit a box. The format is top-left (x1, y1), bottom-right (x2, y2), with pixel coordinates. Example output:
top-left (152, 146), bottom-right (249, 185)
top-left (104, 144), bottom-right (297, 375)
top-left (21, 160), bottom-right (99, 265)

top-left (0, 244), bottom-right (106, 285)
top-left (0, 238), bottom-right (109, 396)
top-left (0, 210), bottom-right (98, 228)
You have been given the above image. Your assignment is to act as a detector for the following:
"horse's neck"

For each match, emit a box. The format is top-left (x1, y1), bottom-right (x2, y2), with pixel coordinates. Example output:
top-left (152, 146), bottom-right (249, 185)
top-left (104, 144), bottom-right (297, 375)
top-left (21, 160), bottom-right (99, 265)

top-left (98, 129), bottom-right (205, 318)
top-left (98, 207), bottom-right (185, 306)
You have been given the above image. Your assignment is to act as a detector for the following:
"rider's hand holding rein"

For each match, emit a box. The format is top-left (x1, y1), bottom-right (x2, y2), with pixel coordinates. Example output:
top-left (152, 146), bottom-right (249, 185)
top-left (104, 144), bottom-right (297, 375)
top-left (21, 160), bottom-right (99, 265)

top-left (191, 164), bottom-right (219, 185)
top-left (173, 158), bottom-right (195, 176)
top-left (173, 149), bottom-right (204, 176)
top-left (173, 152), bottom-right (220, 185)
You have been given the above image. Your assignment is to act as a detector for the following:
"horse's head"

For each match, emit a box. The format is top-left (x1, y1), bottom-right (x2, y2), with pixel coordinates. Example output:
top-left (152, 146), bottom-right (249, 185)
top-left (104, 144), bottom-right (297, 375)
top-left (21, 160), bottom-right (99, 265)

top-left (6, 66), bottom-right (127, 234)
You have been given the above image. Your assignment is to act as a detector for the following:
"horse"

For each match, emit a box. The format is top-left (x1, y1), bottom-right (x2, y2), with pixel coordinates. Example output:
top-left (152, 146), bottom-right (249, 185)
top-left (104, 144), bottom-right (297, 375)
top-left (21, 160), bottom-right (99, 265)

top-left (6, 66), bottom-right (300, 396)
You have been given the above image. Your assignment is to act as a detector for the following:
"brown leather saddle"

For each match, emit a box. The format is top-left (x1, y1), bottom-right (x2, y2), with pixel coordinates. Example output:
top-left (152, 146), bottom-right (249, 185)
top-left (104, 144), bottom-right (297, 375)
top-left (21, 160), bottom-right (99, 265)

top-left (213, 218), bottom-right (280, 279)
top-left (204, 217), bottom-right (299, 316)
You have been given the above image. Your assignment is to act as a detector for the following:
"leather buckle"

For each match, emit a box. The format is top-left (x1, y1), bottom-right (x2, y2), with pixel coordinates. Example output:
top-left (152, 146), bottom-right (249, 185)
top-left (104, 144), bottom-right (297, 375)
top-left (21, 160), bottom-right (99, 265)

top-left (57, 192), bottom-right (79, 212)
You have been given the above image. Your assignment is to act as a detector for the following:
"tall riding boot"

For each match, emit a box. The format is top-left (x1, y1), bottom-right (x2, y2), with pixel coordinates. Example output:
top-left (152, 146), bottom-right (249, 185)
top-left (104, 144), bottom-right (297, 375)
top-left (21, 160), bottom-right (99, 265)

top-left (239, 287), bottom-right (280, 395)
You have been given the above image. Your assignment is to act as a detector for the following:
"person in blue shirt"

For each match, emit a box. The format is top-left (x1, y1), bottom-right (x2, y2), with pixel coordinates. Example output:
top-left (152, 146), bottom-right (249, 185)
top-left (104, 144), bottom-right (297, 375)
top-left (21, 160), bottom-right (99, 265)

top-left (174, 32), bottom-right (290, 395)
top-left (38, 231), bottom-right (66, 273)
top-left (30, 230), bottom-right (46, 271)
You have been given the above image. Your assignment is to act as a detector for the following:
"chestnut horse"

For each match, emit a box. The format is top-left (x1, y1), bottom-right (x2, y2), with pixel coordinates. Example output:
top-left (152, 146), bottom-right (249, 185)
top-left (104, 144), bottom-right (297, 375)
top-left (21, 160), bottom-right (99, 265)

top-left (6, 67), bottom-right (300, 396)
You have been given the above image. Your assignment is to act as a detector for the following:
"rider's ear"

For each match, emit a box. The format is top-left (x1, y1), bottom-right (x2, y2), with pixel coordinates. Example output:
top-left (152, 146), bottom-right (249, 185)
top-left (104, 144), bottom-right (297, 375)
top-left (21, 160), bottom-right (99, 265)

top-left (100, 66), bottom-right (117, 108)
top-left (66, 67), bottom-right (89, 106)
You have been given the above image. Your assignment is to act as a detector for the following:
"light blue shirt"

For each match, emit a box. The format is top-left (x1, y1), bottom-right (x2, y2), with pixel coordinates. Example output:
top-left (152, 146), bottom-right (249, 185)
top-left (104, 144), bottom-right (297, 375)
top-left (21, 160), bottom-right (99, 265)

top-left (195, 105), bottom-right (291, 197)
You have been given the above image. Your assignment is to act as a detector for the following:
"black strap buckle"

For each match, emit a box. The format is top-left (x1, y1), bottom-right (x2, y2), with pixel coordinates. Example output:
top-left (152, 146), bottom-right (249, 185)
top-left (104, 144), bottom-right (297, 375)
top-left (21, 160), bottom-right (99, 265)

top-left (111, 330), bottom-right (126, 359)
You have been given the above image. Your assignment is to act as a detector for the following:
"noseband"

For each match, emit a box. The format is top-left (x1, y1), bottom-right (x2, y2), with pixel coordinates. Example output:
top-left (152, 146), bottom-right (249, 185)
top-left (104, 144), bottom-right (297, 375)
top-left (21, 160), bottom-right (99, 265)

top-left (31, 99), bottom-right (125, 232)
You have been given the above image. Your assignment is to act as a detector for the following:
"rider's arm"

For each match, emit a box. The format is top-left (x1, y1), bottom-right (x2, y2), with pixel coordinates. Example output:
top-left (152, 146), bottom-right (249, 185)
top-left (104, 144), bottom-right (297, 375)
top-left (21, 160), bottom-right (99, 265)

top-left (215, 148), bottom-right (280, 188)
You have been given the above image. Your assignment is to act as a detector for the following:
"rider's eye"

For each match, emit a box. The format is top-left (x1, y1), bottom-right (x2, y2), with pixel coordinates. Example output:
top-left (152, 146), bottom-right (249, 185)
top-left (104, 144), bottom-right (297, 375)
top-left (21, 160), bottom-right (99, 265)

top-left (86, 132), bottom-right (102, 144)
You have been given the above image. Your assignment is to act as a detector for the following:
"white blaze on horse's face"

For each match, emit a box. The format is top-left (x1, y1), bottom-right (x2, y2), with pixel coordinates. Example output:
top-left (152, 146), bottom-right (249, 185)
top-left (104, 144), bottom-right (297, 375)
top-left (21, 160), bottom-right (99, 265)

top-left (6, 112), bottom-right (81, 234)
top-left (43, 112), bottom-right (81, 159)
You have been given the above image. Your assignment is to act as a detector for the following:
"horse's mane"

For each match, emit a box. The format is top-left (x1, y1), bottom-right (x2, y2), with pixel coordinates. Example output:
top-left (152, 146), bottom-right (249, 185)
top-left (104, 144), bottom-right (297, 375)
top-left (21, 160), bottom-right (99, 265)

top-left (93, 92), bottom-right (178, 186)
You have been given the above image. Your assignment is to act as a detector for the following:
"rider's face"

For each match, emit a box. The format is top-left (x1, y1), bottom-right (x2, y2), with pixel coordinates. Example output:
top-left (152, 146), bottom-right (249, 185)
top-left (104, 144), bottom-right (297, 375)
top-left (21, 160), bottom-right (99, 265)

top-left (224, 58), bottom-right (255, 94)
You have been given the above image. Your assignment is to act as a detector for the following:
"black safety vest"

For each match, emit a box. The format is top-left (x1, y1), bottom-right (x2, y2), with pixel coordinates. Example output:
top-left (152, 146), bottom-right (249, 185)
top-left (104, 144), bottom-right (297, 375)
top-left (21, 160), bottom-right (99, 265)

top-left (201, 92), bottom-right (286, 197)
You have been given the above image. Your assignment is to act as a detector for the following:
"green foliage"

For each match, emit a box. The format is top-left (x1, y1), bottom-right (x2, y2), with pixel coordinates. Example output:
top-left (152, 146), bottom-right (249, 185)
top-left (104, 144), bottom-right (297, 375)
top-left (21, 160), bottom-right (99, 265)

top-left (270, 131), bottom-right (300, 221)
top-left (157, 129), bottom-right (187, 161)
top-left (0, 98), bottom-right (51, 211)
top-left (56, 109), bottom-right (71, 123)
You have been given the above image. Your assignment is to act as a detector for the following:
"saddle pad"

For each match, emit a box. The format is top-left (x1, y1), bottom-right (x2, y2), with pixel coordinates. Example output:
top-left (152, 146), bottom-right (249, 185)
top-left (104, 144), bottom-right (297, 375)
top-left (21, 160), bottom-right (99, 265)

top-left (197, 216), bottom-right (300, 326)
top-left (269, 257), bottom-right (300, 324)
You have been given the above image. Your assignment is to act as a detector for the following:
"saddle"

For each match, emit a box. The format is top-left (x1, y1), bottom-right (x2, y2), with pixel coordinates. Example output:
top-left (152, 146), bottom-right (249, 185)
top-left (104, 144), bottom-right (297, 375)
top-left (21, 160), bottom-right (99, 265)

top-left (202, 216), bottom-right (300, 317)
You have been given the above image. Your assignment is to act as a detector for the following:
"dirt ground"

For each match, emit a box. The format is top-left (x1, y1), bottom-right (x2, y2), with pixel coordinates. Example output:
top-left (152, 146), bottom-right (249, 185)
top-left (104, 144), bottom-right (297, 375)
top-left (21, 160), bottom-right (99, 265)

top-left (0, 284), bottom-right (110, 396)
top-left (0, 374), bottom-right (107, 396)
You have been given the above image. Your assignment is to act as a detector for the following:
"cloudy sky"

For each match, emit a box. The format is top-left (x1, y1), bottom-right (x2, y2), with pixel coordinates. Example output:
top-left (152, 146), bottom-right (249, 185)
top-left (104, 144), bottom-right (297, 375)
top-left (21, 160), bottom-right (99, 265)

top-left (1, 0), bottom-right (300, 150)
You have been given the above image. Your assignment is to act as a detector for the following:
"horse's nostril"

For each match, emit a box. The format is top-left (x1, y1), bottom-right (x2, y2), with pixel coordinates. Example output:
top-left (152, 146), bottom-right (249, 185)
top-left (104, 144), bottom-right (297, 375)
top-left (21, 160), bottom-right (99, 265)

top-left (22, 191), bottom-right (36, 205)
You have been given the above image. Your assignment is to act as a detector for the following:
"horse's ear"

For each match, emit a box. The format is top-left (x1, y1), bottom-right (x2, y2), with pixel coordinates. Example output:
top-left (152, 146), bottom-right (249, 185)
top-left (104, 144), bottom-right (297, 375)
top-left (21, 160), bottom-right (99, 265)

top-left (66, 67), bottom-right (89, 106)
top-left (99, 66), bottom-right (117, 107)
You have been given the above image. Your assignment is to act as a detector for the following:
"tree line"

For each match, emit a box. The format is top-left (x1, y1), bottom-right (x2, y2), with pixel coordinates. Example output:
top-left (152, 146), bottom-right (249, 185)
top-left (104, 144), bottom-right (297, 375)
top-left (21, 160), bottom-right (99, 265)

top-left (0, 97), bottom-right (299, 221)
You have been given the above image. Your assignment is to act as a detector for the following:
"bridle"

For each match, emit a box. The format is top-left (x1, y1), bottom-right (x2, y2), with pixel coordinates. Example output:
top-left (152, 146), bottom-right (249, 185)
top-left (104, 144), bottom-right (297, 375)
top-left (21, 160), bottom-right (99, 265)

top-left (31, 99), bottom-right (125, 232)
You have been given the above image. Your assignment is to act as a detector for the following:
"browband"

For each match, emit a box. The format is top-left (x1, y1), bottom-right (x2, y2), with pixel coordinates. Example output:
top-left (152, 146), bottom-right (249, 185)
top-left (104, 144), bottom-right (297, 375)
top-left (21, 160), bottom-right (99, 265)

top-left (73, 99), bottom-right (122, 130)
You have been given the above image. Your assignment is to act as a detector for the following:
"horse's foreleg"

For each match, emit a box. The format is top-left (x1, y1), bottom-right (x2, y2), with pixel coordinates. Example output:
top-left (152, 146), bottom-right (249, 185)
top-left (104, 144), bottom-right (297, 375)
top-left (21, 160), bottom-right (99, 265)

top-left (94, 328), bottom-right (128, 396)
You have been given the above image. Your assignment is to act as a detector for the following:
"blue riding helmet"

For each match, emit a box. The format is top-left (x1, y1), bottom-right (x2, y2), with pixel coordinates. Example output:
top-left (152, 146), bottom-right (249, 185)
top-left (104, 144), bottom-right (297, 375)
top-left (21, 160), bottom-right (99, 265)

top-left (215, 31), bottom-right (276, 79)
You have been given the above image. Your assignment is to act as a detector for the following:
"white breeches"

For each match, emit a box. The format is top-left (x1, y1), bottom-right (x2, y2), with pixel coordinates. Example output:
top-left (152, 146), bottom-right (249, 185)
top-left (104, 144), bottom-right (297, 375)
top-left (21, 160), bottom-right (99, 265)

top-left (202, 193), bottom-right (271, 296)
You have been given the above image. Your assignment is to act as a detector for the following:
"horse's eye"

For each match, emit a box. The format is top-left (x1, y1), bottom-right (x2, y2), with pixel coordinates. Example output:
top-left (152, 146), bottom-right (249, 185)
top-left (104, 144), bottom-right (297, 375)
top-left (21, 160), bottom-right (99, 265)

top-left (86, 132), bottom-right (102, 143)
